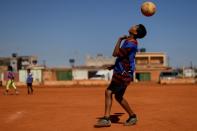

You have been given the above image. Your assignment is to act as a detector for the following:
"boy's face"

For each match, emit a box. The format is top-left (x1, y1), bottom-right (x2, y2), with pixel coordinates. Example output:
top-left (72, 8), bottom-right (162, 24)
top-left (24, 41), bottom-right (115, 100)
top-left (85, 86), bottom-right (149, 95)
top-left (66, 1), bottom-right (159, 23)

top-left (128, 25), bottom-right (138, 36)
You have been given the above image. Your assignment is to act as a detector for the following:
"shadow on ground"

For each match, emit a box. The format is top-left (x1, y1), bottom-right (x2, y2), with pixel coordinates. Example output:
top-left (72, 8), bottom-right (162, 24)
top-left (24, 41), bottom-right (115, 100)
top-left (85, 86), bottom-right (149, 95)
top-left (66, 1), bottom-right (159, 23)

top-left (96, 113), bottom-right (125, 124)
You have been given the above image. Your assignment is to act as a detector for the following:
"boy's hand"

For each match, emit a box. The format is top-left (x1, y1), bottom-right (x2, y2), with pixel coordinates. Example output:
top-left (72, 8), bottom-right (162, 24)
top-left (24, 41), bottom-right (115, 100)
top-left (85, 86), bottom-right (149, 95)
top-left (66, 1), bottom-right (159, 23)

top-left (113, 35), bottom-right (128, 57)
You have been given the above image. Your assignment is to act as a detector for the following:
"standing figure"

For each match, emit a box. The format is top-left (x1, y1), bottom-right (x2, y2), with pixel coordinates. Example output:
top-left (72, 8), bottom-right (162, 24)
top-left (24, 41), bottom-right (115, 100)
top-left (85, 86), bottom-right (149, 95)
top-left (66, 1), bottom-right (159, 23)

top-left (26, 69), bottom-right (33, 94)
top-left (5, 65), bottom-right (19, 95)
top-left (95, 24), bottom-right (147, 127)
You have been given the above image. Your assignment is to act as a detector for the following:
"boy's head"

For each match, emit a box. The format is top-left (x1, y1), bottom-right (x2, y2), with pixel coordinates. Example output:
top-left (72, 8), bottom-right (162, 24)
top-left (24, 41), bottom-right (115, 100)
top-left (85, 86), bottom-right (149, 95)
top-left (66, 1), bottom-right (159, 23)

top-left (129, 24), bottom-right (147, 39)
top-left (8, 65), bottom-right (13, 71)
top-left (27, 69), bottom-right (31, 73)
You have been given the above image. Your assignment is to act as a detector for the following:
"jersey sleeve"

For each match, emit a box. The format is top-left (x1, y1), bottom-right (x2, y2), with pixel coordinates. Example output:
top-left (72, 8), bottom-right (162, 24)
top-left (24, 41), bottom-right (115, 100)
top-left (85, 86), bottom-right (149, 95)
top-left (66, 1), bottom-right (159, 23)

top-left (116, 41), bottom-right (135, 58)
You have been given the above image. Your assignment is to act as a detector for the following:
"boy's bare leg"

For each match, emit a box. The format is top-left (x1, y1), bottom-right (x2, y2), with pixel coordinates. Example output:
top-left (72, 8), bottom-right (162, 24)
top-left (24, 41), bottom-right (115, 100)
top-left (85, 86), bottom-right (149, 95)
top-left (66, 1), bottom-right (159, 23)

top-left (118, 98), bottom-right (137, 126)
top-left (104, 89), bottom-right (113, 118)
top-left (30, 85), bottom-right (33, 94)
top-left (94, 89), bottom-right (112, 127)
top-left (119, 98), bottom-right (135, 116)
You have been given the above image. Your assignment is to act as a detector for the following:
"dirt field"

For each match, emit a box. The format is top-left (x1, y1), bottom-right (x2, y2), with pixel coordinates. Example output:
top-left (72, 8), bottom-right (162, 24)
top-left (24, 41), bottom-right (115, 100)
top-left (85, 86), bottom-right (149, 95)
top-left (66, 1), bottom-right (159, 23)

top-left (0, 83), bottom-right (197, 131)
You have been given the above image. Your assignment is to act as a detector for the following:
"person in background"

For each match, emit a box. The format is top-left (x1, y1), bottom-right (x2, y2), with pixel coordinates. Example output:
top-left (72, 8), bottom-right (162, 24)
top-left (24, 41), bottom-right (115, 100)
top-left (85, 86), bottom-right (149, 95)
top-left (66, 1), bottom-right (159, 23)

top-left (4, 65), bottom-right (19, 95)
top-left (26, 69), bottom-right (33, 95)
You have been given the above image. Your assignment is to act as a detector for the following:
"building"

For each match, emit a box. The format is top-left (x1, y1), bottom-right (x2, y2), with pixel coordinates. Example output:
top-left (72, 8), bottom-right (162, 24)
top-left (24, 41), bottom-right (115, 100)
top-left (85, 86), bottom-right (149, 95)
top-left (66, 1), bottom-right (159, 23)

top-left (0, 53), bottom-right (38, 71)
top-left (85, 54), bottom-right (115, 67)
top-left (85, 52), bottom-right (170, 82)
top-left (136, 52), bottom-right (167, 67)
top-left (135, 52), bottom-right (169, 82)
top-left (183, 68), bottom-right (196, 77)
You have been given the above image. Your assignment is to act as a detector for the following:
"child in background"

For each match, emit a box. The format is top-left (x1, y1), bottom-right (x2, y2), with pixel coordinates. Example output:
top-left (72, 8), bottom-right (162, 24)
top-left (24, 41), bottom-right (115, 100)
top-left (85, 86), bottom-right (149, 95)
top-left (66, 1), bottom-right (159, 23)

top-left (26, 69), bottom-right (33, 95)
top-left (4, 65), bottom-right (19, 95)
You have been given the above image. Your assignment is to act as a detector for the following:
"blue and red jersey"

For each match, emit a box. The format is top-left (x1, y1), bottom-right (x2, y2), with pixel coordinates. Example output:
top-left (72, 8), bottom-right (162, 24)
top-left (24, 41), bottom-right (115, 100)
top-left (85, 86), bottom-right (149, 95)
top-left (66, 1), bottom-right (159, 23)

top-left (112, 39), bottom-right (138, 85)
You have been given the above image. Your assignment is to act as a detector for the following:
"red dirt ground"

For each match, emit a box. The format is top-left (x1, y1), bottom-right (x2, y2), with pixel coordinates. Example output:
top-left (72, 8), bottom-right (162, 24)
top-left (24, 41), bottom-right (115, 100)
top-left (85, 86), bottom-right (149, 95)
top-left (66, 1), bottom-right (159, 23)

top-left (0, 83), bottom-right (197, 131)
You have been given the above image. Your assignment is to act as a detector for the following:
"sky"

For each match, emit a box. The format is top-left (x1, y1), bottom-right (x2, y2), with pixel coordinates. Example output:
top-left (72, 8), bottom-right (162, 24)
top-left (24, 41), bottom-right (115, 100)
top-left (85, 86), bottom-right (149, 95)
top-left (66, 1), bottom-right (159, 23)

top-left (0, 0), bottom-right (197, 68)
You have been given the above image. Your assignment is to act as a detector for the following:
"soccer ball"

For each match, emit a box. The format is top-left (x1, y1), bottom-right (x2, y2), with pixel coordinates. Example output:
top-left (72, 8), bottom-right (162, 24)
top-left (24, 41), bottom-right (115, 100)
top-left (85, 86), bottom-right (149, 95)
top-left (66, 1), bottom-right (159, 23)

top-left (141, 1), bottom-right (156, 17)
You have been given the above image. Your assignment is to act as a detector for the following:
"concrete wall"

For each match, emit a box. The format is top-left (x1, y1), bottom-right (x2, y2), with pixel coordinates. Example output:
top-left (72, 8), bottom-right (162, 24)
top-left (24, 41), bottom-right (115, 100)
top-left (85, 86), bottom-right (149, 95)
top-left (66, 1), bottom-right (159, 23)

top-left (72, 69), bottom-right (88, 80)
top-left (44, 80), bottom-right (110, 86)
top-left (43, 70), bottom-right (57, 81)
top-left (19, 69), bottom-right (42, 83)
top-left (160, 78), bottom-right (196, 84)
top-left (151, 70), bottom-right (162, 82)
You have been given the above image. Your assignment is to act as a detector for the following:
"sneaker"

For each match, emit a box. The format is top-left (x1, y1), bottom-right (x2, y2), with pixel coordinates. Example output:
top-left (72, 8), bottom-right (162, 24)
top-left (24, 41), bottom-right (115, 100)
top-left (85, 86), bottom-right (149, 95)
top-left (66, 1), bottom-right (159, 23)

top-left (15, 91), bottom-right (19, 95)
top-left (124, 114), bottom-right (137, 126)
top-left (94, 117), bottom-right (111, 128)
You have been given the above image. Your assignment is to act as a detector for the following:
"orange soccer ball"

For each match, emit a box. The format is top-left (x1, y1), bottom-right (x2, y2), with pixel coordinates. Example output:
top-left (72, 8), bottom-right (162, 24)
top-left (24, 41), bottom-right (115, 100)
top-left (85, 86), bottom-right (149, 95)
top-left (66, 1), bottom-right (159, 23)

top-left (141, 1), bottom-right (156, 17)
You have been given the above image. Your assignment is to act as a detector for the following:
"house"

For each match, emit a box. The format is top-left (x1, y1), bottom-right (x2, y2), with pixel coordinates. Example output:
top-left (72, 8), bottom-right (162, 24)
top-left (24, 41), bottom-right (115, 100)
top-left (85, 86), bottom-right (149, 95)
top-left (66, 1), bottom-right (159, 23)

top-left (135, 52), bottom-right (170, 82)
top-left (0, 53), bottom-right (38, 71)
top-left (85, 52), bottom-right (170, 82)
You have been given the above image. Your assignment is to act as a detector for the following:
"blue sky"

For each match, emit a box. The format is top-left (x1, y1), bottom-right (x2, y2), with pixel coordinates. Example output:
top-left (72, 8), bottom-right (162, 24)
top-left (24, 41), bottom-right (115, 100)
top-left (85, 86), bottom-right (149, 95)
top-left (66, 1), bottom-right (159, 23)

top-left (0, 0), bottom-right (197, 67)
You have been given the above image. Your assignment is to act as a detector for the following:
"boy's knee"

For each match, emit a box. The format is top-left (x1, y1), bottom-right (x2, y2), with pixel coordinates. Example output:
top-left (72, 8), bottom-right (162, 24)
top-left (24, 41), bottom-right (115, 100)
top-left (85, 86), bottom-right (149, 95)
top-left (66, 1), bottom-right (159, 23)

top-left (115, 93), bottom-right (123, 103)
top-left (105, 89), bottom-right (112, 96)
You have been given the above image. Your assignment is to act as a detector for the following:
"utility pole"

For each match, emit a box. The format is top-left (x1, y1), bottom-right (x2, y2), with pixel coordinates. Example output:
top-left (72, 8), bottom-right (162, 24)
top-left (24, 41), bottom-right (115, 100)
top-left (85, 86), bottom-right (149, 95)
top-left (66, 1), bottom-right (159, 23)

top-left (69, 58), bottom-right (75, 68)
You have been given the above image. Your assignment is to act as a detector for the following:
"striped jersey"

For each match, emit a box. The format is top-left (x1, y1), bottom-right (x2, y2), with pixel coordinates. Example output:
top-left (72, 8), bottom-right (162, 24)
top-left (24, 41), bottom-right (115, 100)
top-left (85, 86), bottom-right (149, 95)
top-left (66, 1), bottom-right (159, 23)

top-left (112, 39), bottom-right (138, 85)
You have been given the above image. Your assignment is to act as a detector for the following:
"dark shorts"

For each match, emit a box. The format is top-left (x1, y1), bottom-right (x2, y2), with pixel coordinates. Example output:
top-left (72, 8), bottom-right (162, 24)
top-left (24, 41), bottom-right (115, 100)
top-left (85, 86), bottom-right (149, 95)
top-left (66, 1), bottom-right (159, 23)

top-left (27, 83), bottom-right (32, 87)
top-left (107, 80), bottom-right (127, 96)
top-left (107, 72), bottom-right (133, 96)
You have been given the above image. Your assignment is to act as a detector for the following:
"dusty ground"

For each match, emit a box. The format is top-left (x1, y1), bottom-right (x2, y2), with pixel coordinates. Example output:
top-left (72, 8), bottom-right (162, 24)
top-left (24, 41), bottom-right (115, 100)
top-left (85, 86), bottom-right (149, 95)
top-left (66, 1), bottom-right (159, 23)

top-left (0, 83), bottom-right (197, 131)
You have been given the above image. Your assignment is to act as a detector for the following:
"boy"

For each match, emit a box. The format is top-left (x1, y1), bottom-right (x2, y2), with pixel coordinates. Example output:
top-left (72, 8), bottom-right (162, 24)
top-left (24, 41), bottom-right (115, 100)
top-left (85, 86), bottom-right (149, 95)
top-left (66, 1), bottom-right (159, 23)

top-left (4, 65), bottom-right (19, 95)
top-left (26, 69), bottom-right (33, 94)
top-left (95, 24), bottom-right (147, 127)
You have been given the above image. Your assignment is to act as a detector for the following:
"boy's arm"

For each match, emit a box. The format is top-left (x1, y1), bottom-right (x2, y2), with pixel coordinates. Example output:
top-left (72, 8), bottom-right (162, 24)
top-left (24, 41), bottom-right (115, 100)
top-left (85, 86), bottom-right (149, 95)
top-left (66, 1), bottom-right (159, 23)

top-left (112, 35), bottom-right (128, 57)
